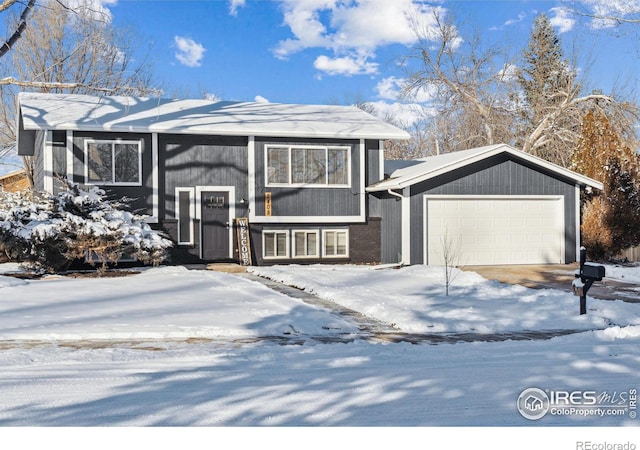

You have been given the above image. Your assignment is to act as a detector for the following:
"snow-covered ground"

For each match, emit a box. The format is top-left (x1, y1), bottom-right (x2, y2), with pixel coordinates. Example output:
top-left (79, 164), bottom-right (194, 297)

top-left (1, 262), bottom-right (640, 447)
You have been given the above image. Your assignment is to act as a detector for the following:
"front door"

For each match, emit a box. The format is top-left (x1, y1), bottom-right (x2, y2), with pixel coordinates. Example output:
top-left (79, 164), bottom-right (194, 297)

top-left (201, 191), bottom-right (230, 260)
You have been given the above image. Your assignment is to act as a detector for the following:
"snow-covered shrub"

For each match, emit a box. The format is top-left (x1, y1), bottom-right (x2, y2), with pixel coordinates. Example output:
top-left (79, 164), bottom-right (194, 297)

top-left (0, 182), bottom-right (172, 274)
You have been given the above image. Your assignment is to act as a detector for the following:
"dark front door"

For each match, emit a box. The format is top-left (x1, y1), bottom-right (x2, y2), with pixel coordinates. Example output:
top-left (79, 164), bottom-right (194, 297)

top-left (201, 191), bottom-right (230, 260)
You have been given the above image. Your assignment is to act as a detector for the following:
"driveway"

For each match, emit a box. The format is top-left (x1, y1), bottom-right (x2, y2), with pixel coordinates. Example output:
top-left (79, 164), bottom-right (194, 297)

top-left (465, 264), bottom-right (640, 303)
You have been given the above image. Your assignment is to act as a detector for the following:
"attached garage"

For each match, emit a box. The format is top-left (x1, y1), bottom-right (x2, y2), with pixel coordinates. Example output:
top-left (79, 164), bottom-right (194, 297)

top-left (368, 144), bottom-right (603, 266)
top-left (425, 196), bottom-right (564, 265)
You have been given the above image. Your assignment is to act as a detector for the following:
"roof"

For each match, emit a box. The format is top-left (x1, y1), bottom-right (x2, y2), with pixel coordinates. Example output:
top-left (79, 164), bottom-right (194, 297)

top-left (17, 92), bottom-right (411, 141)
top-left (367, 143), bottom-right (603, 191)
top-left (0, 169), bottom-right (27, 181)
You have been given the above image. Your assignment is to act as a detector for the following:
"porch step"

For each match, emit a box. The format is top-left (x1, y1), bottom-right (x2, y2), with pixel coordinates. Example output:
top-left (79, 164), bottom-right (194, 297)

top-left (206, 263), bottom-right (247, 273)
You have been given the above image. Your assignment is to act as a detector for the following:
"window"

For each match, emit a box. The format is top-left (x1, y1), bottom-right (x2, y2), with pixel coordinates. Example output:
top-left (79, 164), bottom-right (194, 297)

top-left (293, 230), bottom-right (319, 258)
top-left (86, 140), bottom-right (142, 185)
top-left (323, 230), bottom-right (349, 258)
top-left (175, 187), bottom-right (195, 245)
top-left (266, 145), bottom-right (350, 187)
top-left (263, 230), bottom-right (289, 259)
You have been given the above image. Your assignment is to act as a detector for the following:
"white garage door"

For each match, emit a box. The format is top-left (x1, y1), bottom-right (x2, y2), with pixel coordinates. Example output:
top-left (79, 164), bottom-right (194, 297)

top-left (426, 196), bottom-right (564, 266)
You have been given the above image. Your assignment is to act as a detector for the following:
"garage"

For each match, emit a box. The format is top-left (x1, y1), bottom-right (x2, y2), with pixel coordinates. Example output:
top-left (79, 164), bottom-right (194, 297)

top-left (425, 196), bottom-right (564, 265)
top-left (368, 144), bottom-right (604, 266)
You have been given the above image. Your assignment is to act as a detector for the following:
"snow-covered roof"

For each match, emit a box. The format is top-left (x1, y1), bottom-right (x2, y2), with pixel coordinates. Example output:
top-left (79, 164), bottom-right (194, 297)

top-left (367, 143), bottom-right (603, 191)
top-left (17, 92), bottom-right (411, 140)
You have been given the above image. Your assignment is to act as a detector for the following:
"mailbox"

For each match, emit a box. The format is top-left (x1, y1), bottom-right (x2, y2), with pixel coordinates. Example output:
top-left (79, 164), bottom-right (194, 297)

top-left (573, 247), bottom-right (605, 315)
top-left (581, 263), bottom-right (605, 281)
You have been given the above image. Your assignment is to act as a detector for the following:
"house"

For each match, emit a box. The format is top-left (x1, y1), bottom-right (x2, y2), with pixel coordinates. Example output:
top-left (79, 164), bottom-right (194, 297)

top-left (367, 144), bottom-right (603, 266)
top-left (15, 92), bottom-right (410, 265)
top-left (0, 169), bottom-right (29, 193)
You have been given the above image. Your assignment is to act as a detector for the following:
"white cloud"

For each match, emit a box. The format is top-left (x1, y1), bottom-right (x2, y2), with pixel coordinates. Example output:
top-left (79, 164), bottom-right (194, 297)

top-left (229, 0), bottom-right (245, 16)
top-left (254, 95), bottom-right (270, 103)
top-left (366, 100), bottom-right (433, 128)
top-left (489, 11), bottom-right (527, 30)
top-left (549, 6), bottom-right (575, 34)
top-left (581, 0), bottom-right (640, 28)
top-left (375, 76), bottom-right (436, 103)
top-left (204, 92), bottom-right (221, 102)
top-left (272, 0), bottom-right (450, 76)
top-left (313, 54), bottom-right (378, 76)
top-left (173, 36), bottom-right (206, 68)
top-left (64, 0), bottom-right (118, 22)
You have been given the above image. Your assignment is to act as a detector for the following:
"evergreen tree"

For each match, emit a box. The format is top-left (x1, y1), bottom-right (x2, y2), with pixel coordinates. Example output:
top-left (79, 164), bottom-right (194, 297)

top-left (571, 109), bottom-right (640, 259)
top-left (517, 13), bottom-right (582, 166)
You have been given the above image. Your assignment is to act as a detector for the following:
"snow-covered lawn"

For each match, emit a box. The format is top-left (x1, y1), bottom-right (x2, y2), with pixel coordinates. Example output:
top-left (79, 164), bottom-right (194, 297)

top-left (249, 264), bottom-right (640, 333)
top-left (1, 262), bottom-right (640, 438)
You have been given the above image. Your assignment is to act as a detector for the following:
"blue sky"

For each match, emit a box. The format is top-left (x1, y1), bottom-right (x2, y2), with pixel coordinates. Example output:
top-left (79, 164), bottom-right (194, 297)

top-left (97, 0), bottom-right (640, 116)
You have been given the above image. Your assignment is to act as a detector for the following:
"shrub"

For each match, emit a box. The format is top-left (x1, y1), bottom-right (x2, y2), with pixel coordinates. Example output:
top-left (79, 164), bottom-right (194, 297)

top-left (0, 182), bottom-right (172, 274)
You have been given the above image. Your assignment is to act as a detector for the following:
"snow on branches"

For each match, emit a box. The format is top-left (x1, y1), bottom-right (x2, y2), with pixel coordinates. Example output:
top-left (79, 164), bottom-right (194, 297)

top-left (0, 181), bottom-right (172, 274)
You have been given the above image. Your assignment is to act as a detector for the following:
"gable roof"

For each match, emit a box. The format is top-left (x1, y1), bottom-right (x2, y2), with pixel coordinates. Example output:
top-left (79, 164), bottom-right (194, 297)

top-left (367, 143), bottom-right (603, 191)
top-left (17, 92), bottom-right (411, 141)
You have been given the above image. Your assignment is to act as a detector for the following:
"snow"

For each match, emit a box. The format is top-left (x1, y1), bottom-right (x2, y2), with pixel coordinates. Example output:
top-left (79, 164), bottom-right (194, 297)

top-left (1, 262), bottom-right (640, 446)
top-left (249, 264), bottom-right (640, 333)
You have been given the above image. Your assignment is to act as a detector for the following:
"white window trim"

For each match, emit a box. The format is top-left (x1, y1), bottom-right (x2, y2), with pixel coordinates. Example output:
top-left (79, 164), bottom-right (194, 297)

top-left (264, 144), bottom-right (351, 188)
top-left (175, 187), bottom-right (195, 245)
top-left (84, 139), bottom-right (143, 186)
top-left (322, 229), bottom-right (350, 258)
top-left (262, 230), bottom-right (290, 260)
top-left (292, 229), bottom-right (320, 259)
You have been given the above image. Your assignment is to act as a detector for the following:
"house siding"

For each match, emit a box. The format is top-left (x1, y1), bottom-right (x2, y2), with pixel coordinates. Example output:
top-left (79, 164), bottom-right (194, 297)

top-left (160, 134), bottom-right (249, 262)
top-left (377, 192), bottom-right (403, 264)
top-left (407, 154), bottom-right (577, 264)
top-left (253, 137), bottom-right (362, 218)
top-left (33, 130), bottom-right (45, 191)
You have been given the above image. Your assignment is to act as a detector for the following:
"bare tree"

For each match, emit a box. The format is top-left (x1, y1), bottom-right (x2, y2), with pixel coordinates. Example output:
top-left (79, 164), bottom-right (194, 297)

top-left (403, 10), bottom-right (520, 154)
top-left (0, 0), bottom-right (159, 185)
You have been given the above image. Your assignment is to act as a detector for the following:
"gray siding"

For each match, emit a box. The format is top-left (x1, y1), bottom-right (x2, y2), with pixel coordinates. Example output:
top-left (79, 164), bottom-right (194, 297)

top-left (33, 130), bottom-right (45, 191)
top-left (408, 154), bottom-right (577, 264)
top-left (254, 137), bottom-right (361, 218)
top-left (72, 131), bottom-right (154, 215)
top-left (161, 134), bottom-right (249, 219)
top-left (378, 193), bottom-right (403, 264)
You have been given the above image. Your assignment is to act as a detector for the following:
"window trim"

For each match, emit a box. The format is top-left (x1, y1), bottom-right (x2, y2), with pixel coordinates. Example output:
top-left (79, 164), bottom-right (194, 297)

top-left (322, 229), bottom-right (349, 258)
top-left (292, 229), bottom-right (320, 259)
top-left (175, 187), bottom-right (195, 245)
top-left (84, 139), bottom-right (143, 186)
top-left (265, 144), bottom-right (351, 188)
top-left (262, 230), bottom-right (290, 260)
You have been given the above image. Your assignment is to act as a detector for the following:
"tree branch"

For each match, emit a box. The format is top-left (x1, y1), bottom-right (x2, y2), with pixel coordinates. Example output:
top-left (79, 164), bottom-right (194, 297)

top-left (0, 76), bottom-right (162, 95)
top-left (0, 0), bottom-right (36, 58)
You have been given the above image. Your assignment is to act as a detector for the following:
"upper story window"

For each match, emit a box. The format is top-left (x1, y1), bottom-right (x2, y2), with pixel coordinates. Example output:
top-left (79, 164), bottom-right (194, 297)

top-left (85, 139), bottom-right (142, 186)
top-left (266, 145), bottom-right (350, 187)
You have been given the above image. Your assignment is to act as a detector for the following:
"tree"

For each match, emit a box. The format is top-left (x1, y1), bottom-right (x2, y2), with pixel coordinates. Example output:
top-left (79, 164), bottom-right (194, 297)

top-left (404, 11), bottom-right (518, 154)
top-left (0, 0), bottom-right (159, 182)
top-left (516, 13), bottom-right (635, 167)
top-left (571, 109), bottom-right (640, 259)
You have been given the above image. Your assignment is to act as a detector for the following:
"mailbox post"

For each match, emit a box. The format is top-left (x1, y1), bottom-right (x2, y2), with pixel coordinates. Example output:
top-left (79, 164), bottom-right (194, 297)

top-left (572, 247), bottom-right (605, 315)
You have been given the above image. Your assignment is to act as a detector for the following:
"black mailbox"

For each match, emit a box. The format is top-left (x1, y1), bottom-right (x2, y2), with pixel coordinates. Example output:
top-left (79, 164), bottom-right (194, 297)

top-left (581, 263), bottom-right (605, 281)
top-left (573, 247), bottom-right (605, 315)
